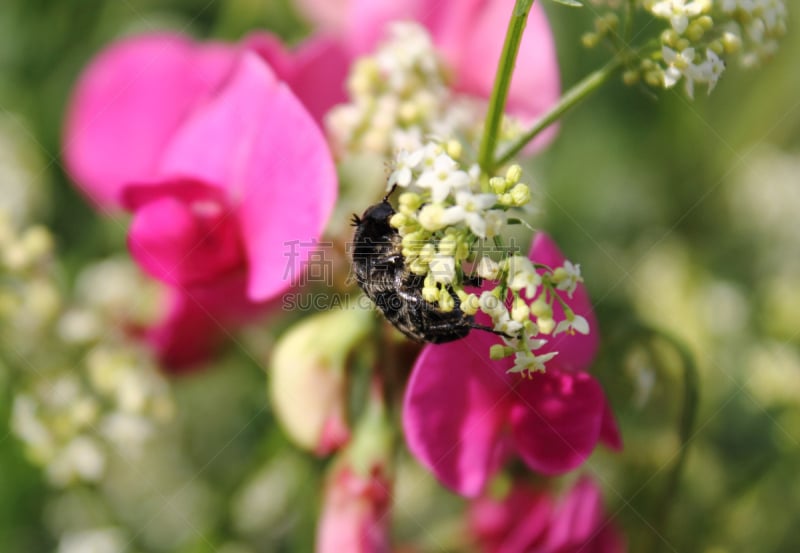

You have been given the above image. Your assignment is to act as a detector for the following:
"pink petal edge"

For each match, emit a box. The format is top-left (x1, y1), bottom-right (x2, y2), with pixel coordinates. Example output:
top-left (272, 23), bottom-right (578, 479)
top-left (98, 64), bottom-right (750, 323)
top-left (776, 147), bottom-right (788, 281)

top-left (64, 33), bottom-right (235, 208)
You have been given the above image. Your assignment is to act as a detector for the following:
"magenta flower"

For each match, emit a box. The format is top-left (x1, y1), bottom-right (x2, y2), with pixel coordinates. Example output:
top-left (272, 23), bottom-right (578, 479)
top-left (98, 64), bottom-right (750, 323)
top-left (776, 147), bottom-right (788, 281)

top-left (65, 32), bottom-right (343, 209)
top-left (403, 233), bottom-right (621, 496)
top-left (295, 0), bottom-right (561, 145)
top-left (470, 477), bottom-right (626, 553)
top-left (64, 37), bottom-right (337, 369)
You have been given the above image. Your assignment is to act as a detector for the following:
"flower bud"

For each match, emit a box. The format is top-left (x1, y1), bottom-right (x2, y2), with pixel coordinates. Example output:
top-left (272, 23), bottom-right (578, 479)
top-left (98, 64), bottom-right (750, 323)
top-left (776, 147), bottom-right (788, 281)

top-left (529, 296), bottom-right (552, 319)
top-left (581, 32), bottom-right (600, 49)
top-left (489, 344), bottom-right (514, 360)
top-left (489, 176), bottom-right (509, 194)
top-left (270, 308), bottom-right (372, 455)
top-left (445, 139), bottom-right (463, 160)
top-left (316, 388), bottom-right (392, 553)
top-left (623, 69), bottom-right (641, 86)
top-left (422, 284), bottom-right (439, 303)
top-left (509, 183), bottom-right (530, 207)
top-left (461, 293), bottom-right (480, 315)
top-left (399, 192), bottom-right (422, 212)
top-left (511, 297), bottom-right (530, 323)
top-left (538, 317), bottom-right (556, 335)
top-left (505, 164), bottom-right (523, 185)
top-left (438, 288), bottom-right (455, 312)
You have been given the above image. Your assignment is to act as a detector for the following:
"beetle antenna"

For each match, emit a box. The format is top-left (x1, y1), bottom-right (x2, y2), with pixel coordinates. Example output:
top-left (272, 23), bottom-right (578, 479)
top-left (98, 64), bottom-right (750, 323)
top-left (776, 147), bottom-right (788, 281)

top-left (383, 184), bottom-right (398, 203)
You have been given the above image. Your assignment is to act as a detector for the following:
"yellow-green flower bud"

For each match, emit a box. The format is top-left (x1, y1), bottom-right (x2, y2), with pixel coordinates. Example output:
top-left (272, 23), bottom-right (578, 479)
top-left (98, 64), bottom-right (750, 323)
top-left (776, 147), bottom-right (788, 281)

top-left (438, 235), bottom-right (457, 256)
top-left (402, 231), bottom-right (428, 252)
top-left (455, 237), bottom-right (470, 262)
top-left (676, 38), bottom-right (690, 51)
top-left (418, 243), bottom-right (436, 264)
top-left (422, 284), bottom-right (439, 303)
top-left (438, 288), bottom-right (455, 312)
top-left (408, 258), bottom-right (429, 275)
top-left (603, 13), bottom-right (619, 29)
top-left (505, 164), bottom-right (523, 185)
top-left (661, 29), bottom-right (679, 48)
top-left (623, 69), bottom-right (641, 86)
top-left (399, 192), bottom-right (422, 212)
top-left (551, 267), bottom-right (568, 283)
top-left (581, 32), bottom-right (600, 49)
top-left (445, 139), bottom-right (462, 160)
top-left (686, 22), bottom-right (705, 42)
top-left (490, 344), bottom-right (515, 360)
top-left (462, 293), bottom-right (480, 315)
top-left (538, 317), bottom-right (555, 335)
top-left (645, 70), bottom-right (663, 87)
top-left (509, 183), bottom-right (530, 207)
top-left (697, 15), bottom-right (713, 30)
top-left (489, 176), bottom-right (508, 194)
top-left (511, 297), bottom-right (530, 323)
top-left (708, 40), bottom-right (724, 55)
top-left (530, 296), bottom-right (552, 319)
top-left (390, 213), bottom-right (408, 229)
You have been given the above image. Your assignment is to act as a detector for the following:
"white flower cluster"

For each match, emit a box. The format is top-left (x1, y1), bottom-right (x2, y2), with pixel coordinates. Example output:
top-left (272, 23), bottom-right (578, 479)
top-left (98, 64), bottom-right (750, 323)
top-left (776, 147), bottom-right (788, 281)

top-left (326, 22), bottom-right (521, 158)
top-left (2, 214), bottom-right (174, 487)
top-left (387, 141), bottom-right (589, 376)
top-left (661, 45), bottom-right (725, 97)
top-left (719, 0), bottom-right (787, 66)
top-left (586, 0), bottom-right (787, 98)
top-left (11, 345), bottom-right (174, 487)
top-left (642, 0), bottom-right (787, 96)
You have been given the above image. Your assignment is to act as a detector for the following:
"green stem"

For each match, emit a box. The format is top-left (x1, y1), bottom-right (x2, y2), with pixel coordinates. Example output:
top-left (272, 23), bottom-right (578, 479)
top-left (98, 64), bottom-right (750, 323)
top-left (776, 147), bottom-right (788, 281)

top-left (477, 0), bottom-right (536, 175)
top-left (629, 322), bottom-right (699, 552)
top-left (494, 55), bottom-right (626, 167)
top-left (650, 331), bottom-right (699, 553)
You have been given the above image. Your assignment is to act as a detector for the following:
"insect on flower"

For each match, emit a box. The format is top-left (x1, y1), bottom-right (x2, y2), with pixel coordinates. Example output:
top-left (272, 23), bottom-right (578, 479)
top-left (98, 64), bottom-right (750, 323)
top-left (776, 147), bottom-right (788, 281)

top-left (351, 186), bottom-right (508, 344)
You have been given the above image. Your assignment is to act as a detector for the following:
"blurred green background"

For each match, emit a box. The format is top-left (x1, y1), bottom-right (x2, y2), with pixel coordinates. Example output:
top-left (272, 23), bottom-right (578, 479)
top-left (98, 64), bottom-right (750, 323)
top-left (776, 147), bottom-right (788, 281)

top-left (1, 0), bottom-right (799, 551)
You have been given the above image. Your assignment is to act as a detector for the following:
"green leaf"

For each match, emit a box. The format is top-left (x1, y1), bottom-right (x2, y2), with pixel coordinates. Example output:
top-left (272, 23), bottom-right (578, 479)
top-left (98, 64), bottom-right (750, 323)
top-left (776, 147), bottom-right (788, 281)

top-left (551, 0), bottom-right (583, 7)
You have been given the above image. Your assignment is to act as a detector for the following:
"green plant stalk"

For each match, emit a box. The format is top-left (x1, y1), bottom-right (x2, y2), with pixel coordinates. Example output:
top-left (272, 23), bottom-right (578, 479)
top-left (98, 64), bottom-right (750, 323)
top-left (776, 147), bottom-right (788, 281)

top-left (630, 323), bottom-right (700, 552)
top-left (650, 330), bottom-right (700, 553)
top-left (494, 55), bottom-right (626, 167)
top-left (477, 0), bottom-right (536, 175)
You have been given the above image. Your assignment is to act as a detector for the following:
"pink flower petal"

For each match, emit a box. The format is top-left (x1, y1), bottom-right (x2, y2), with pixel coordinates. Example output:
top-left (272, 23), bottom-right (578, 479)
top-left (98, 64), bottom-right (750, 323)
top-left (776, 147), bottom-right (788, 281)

top-left (470, 484), bottom-right (554, 553)
top-left (246, 33), bottom-right (350, 125)
top-left (509, 371), bottom-right (606, 475)
top-left (125, 179), bottom-right (243, 287)
top-left (64, 33), bottom-right (235, 208)
top-left (158, 52), bottom-right (337, 301)
top-left (529, 233), bottom-right (599, 373)
top-left (146, 272), bottom-right (265, 371)
top-left (403, 335), bottom-right (512, 497)
top-left (544, 477), bottom-right (605, 548)
top-left (345, 0), bottom-right (427, 54)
